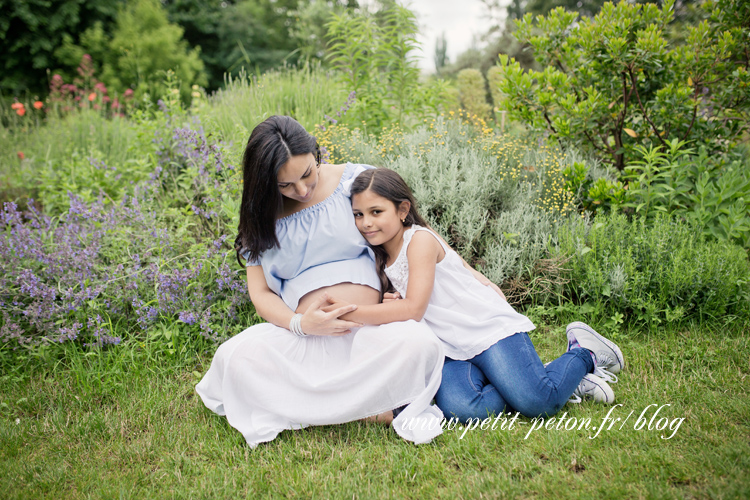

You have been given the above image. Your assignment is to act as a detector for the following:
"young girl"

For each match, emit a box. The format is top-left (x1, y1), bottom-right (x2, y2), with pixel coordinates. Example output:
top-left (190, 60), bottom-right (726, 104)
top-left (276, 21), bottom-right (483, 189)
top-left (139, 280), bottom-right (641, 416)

top-left (334, 167), bottom-right (624, 423)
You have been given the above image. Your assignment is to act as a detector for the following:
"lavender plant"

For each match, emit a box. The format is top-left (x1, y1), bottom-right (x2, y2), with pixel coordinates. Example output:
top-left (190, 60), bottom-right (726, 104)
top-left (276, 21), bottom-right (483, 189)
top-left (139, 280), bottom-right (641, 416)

top-left (1, 112), bottom-right (254, 354)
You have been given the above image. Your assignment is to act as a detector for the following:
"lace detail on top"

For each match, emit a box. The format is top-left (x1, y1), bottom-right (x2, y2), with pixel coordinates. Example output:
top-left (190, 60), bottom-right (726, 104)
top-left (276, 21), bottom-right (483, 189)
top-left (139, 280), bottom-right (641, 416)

top-left (385, 226), bottom-right (447, 297)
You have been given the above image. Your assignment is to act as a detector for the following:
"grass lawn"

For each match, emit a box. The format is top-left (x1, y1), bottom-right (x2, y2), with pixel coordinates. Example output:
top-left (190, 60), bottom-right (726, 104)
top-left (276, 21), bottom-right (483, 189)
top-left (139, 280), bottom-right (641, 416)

top-left (1, 320), bottom-right (749, 499)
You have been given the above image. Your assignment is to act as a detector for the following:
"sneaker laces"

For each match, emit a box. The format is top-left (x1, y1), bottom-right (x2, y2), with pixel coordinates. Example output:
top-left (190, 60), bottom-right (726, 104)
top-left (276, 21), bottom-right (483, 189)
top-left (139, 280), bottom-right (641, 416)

top-left (595, 352), bottom-right (615, 370)
top-left (545, 361), bottom-right (609, 403)
top-left (593, 366), bottom-right (618, 384)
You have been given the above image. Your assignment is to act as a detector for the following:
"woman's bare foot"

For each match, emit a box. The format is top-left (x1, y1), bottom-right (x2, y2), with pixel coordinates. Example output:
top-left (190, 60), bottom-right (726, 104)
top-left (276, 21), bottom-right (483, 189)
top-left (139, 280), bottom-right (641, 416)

top-left (360, 410), bottom-right (394, 424)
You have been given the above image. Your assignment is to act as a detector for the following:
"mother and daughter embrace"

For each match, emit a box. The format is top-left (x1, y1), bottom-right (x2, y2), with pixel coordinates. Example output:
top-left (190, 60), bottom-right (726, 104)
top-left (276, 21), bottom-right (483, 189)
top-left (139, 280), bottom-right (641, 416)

top-left (196, 115), bottom-right (625, 446)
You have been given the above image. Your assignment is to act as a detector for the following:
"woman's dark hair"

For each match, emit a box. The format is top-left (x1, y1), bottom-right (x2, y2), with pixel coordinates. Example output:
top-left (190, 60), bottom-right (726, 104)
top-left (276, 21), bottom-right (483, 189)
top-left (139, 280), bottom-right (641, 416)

top-left (350, 168), bottom-right (428, 297)
top-left (234, 115), bottom-right (320, 266)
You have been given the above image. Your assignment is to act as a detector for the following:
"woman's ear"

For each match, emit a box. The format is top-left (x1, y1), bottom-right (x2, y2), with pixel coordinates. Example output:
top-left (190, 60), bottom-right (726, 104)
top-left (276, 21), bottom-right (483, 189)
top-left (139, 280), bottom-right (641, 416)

top-left (398, 201), bottom-right (411, 222)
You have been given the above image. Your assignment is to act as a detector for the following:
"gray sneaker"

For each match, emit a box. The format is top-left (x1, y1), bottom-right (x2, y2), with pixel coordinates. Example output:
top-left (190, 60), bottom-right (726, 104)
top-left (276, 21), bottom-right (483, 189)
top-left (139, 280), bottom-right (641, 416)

top-left (569, 373), bottom-right (615, 404)
top-left (566, 321), bottom-right (625, 374)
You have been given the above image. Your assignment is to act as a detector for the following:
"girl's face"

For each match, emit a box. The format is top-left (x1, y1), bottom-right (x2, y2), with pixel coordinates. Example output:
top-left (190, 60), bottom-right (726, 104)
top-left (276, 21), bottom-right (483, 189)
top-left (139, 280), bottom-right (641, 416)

top-left (277, 153), bottom-right (318, 202)
top-left (351, 189), bottom-right (410, 247)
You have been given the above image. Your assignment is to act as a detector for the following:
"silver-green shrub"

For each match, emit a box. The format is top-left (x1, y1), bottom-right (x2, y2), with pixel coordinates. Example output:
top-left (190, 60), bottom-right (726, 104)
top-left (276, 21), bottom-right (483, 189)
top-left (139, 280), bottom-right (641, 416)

top-left (328, 117), bottom-right (575, 297)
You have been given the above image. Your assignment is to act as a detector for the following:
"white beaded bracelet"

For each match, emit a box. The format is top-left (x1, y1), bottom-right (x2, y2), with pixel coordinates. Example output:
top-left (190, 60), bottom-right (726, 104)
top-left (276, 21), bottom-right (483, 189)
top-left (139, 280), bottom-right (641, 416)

top-left (289, 313), bottom-right (306, 337)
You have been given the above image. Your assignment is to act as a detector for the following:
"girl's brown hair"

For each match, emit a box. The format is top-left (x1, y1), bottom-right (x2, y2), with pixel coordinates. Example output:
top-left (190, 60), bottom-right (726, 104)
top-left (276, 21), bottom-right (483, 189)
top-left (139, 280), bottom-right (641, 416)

top-left (350, 168), bottom-right (428, 297)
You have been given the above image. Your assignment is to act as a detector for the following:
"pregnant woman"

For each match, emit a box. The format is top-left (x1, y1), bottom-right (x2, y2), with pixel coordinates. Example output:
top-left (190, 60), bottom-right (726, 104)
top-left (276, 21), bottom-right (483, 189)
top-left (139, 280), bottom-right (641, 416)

top-left (196, 115), bottom-right (444, 447)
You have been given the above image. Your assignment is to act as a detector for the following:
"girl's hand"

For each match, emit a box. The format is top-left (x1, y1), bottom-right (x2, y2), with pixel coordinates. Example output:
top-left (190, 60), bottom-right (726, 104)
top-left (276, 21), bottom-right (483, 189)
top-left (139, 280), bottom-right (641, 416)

top-left (300, 293), bottom-right (363, 336)
top-left (382, 291), bottom-right (401, 303)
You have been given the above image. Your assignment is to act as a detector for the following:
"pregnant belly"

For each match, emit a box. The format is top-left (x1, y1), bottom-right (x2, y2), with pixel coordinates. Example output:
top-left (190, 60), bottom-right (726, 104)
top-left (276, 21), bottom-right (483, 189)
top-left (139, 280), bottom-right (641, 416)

top-left (296, 282), bottom-right (380, 313)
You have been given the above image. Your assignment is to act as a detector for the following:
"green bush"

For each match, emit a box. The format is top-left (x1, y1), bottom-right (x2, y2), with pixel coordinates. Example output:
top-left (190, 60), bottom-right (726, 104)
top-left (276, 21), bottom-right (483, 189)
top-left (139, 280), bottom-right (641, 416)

top-left (457, 69), bottom-right (492, 121)
top-left (56, 0), bottom-right (207, 103)
top-left (622, 140), bottom-right (750, 249)
top-left (555, 212), bottom-right (750, 326)
top-left (318, 116), bottom-right (595, 304)
top-left (497, 0), bottom-right (750, 170)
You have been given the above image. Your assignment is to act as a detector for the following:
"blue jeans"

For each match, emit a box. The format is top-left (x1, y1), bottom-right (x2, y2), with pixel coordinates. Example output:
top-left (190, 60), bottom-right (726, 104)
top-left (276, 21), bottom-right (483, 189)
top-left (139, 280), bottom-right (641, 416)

top-left (435, 332), bottom-right (594, 422)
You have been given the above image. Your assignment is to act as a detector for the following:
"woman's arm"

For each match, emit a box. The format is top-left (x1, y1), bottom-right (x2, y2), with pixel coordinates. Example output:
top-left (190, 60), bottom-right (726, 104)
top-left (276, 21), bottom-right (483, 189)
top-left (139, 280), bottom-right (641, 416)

top-left (246, 265), bottom-right (362, 336)
top-left (329, 231), bottom-right (442, 325)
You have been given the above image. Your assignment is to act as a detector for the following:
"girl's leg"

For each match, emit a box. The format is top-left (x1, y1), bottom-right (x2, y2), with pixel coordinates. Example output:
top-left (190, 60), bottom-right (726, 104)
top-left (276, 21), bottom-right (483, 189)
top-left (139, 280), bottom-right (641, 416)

top-left (435, 358), bottom-right (509, 423)
top-left (471, 332), bottom-right (594, 418)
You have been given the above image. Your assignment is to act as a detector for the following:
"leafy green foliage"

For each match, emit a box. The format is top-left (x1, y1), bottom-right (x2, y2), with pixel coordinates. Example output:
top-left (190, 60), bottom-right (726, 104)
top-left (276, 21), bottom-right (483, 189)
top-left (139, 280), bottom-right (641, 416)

top-left (165, 0), bottom-right (348, 91)
top-left (161, 0), bottom-right (228, 92)
top-left (556, 211), bottom-right (750, 325)
top-left (109, 0), bottom-right (205, 101)
top-left (0, 0), bottom-right (122, 95)
top-left (622, 139), bottom-right (750, 248)
top-left (497, 0), bottom-right (750, 170)
top-left (289, 0), bottom-right (358, 66)
top-left (326, 3), bottom-right (445, 129)
top-left (562, 161), bottom-right (625, 213)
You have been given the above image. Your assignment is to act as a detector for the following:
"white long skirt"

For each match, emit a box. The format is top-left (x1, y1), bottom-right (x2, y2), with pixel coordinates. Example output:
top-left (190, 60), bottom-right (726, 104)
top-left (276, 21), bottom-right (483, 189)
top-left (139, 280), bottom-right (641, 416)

top-left (196, 319), bottom-right (445, 447)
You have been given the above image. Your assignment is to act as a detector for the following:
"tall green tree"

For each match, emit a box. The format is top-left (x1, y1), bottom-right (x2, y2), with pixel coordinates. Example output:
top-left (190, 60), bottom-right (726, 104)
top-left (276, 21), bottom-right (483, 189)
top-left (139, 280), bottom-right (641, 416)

top-left (497, 0), bottom-right (750, 170)
top-left (0, 0), bottom-right (122, 95)
top-left (105, 0), bottom-right (206, 99)
top-left (289, 0), bottom-right (359, 65)
top-left (434, 32), bottom-right (449, 75)
top-left (217, 0), bottom-right (302, 79)
top-left (162, 0), bottom-right (227, 91)
top-left (163, 0), bottom-right (360, 90)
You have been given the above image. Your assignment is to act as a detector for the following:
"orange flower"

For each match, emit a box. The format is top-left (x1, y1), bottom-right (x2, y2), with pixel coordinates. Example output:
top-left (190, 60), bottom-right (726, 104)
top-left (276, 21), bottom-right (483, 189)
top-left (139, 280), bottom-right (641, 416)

top-left (88, 92), bottom-right (96, 101)
top-left (16, 107), bottom-right (26, 116)
top-left (33, 101), bottom-right (43, 109)
top-left (17, 151), bottom-right (25, 160)
top-left (11, 102), bottom-right (22, 110)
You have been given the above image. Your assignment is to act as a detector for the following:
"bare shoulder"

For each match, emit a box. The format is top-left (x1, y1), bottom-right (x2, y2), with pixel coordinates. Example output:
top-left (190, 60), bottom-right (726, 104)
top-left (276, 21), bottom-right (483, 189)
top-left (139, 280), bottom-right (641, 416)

top-left (322, 162), bottom-right (347, 177)
top-left (408, 229), bottom-right (446, 261)
top-left (408, 229), bottom-right (442, 254)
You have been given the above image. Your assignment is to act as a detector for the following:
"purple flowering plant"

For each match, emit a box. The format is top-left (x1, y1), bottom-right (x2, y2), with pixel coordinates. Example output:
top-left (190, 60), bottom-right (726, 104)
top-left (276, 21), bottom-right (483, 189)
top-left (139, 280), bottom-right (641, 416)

top-left (1, 105), bottom-right (255, 355)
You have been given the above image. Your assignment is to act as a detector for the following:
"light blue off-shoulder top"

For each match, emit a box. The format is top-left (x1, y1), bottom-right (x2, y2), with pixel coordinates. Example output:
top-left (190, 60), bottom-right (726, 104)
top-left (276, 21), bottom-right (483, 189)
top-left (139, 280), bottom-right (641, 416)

top-left (241, 163), bottom-right (380, 311)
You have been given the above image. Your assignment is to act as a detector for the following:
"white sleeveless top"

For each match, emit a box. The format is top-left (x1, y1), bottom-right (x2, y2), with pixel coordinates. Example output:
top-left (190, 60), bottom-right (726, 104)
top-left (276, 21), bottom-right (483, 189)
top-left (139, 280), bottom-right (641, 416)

top-left (384, 225), bottom-right (536, 360)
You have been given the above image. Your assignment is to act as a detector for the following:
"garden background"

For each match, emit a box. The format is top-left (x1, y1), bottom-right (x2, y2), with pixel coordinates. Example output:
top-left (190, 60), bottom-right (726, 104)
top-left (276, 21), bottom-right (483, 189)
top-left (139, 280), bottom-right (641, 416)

top-left (1, 0), bottom-right (749, 498)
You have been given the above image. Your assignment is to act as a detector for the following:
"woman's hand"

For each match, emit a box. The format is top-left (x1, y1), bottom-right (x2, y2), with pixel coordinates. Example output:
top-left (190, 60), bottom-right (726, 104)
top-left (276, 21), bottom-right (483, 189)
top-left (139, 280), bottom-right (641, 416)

top-left (382, 291), bottom-right (401, 303)
top-left (300, 293), bottom-right (363, 336)
top-left (425, 226), bottom-right (507, 302)
top-left (466, 266), bottom-right (507, 301)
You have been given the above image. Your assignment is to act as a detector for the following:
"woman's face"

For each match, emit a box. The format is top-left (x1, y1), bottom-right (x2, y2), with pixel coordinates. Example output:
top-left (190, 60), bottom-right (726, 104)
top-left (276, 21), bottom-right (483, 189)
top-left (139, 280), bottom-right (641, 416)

top-left (276, 153), bottom-right (318, 202)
